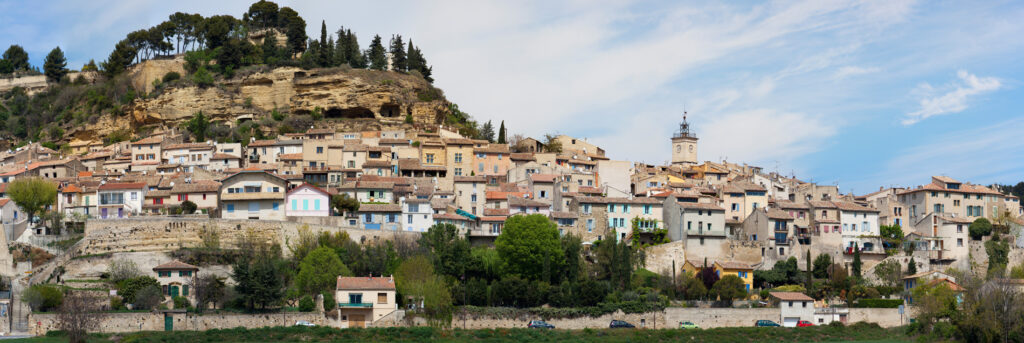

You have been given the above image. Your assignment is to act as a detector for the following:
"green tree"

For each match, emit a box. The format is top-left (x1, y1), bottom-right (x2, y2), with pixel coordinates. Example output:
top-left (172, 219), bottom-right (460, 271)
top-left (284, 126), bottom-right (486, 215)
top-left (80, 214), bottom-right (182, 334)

top-left (367, 35), bottom-right (387, 70)
top-left (0, 59), bottom-right (13, 74)
top-left (232, 240), bottom-right (285, 311)
top-left (43, 47), bottom-right (68, 83)
top-left (331, 193), bottom-right (359, 215)
top-left (419, 223), bottom-right (471, 279)
top-left (479, 120), bottom-right (495, 143)
top-left (496, 214), bottom-right (565, 282)
top-left (710, 275), bottom-right (748, 301)
top-left (907, 257), bottom-right (918, 275)
top-left (2, 45), bottom-right (30, 71)
top-left (7, 177), bottom-right (57, 226)
top-left (813, 254), bottom-right (832, 279)
top-left (497, 121), bottom-right (506, 144)
top-left (394, 255), bottom-right (452, 326)
top-left (296, 247), bottom-right (352, 296)
top-left (542, 134), bottom-right (562, 153)
top-left (345, 29), bottom-right (366, 68)
top-left (969, 217), bottom-right (992, 240)
top-left (852, 243), bottom-right (862, 278)
top-left (317, 20), bottom-right (331, 67)
top-left (244, 0), bottom-right (279, 30)
top-left (179, 200), bottom-right (197, 214)
top-left (873, 259), bottom-right (902, 287)
top-left (101, 40), bottom-right (138, 77)
top-left (596, 233), bottom-right (640, 290)
top-left (23, 284), bottom-right (63, 312)
top-left (389, 34), bottom-right (406, 71)
top-left (805, 250), bottom-right (813, 290)
top-left (560, 234), bottom-right (583, 282)
top-left (116, 276), bottom-right (160, 305)
top-left (985, 238), bottom-right (1010, 278)
top-left (191, 65), bottom-right (214, 87)
top-left (677, 272), bottom-right (708, 300)
top-left (278, 7), bottom-right (307, 56)
top-left (185, 111), bottom-right (210, 141)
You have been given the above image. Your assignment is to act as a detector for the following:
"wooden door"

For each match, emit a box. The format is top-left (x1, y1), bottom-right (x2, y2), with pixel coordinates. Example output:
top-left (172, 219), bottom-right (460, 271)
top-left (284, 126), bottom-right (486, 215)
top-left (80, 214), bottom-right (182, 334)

top-left (349, 314), bottom-right (365, 328)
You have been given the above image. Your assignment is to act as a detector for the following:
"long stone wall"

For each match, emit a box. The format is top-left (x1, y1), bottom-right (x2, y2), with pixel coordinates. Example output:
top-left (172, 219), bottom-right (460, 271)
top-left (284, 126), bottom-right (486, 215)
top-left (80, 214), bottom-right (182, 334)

top-left (81, 218), bottom-right (422, 257)
top-left (29, 311), bottom-right (326, 335)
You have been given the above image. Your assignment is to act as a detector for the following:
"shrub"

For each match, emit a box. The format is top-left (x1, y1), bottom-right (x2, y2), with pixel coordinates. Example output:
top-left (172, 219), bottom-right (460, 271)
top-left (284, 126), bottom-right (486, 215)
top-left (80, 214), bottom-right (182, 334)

top-left (23, 284), bottom-right (63, 312)
top-left (110, 296), bottom-right (124, 310)
top-left (322, 292), bottom-right (335, 311)
top-left (828, 320), bottom-right (845, 327)
top-left (851, 299), bottom-right (902, 308)
top-left (310, 107), bottom-right (323, 121)
top-left (180, 200), bottom-right (198, 214)
top-left (173, 296), bottom-right (190, 309)
top-left (969, 218), bottom-right (992, 240)
top-left (192, 66), bottom-right (214, 88)
top-left (299, 295), bottom-right (314, 312)
top-left (133, 285), bottom-right (163, 310)
top-left (162, 71), bottom-right (181, 83)
top-left (117, 276), bottom-right (160, 304)
top-left (271, 108), bottom-right (285, 121)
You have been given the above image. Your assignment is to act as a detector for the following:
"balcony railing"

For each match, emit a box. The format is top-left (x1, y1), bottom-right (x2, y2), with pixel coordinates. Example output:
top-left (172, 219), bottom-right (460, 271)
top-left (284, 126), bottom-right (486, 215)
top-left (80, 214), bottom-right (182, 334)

top-left (221, 192), bottom-right (284, 201)
top-left (337, 302), bottom-right (374, 308)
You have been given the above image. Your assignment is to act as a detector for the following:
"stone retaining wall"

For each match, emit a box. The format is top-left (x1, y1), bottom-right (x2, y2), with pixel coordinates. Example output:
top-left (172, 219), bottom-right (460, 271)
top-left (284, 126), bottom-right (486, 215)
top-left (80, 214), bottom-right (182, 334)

top-left (29, 311), bottom-right (326, 335)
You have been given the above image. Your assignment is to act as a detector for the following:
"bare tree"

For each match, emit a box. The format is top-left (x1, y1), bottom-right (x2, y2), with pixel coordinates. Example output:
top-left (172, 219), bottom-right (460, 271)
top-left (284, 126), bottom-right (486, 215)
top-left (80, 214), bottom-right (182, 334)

top-left (57, 292), bottom-right (105, 343)
top-left (189, 274), bottom-right (226, 313)
top-left (107, 257), bottom-right (141, 282)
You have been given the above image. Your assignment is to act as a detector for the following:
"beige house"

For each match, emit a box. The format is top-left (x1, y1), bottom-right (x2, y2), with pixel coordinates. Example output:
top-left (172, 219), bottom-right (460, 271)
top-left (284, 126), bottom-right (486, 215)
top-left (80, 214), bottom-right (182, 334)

top-left (898, 176), bottom-right (1003, 225)
top-left (131, 136), bottom-right (163, 172)
top-left (219, 168), bottom-right (287, 220)
top-left (162, 143), bottom-right (214, 172)
top-left (454, 176), bottom-right (487, 216)
top-left (169, 180), bottom-right (220, 212)
top-left (153, 260), bottom-right (198, 306)
top-left (336, 276), bottom-right (397, 328)
top-left (444, 138), bottom-right (475, 178)
top-left (553, 135), bottom-right (605, 157)
top-left (720, 181), bottom-right (768, 222)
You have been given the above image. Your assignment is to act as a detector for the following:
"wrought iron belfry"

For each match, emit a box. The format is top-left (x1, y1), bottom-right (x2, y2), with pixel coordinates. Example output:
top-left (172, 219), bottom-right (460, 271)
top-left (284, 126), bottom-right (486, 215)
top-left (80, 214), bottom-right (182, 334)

top-left (674, 110), bottom-right (695, 139)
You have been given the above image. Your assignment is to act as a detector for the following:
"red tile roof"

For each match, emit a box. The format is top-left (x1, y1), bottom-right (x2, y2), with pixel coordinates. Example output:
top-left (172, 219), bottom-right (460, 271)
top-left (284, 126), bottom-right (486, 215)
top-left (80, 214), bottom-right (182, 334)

top-left (336, 276), bottom-right (395, 290)
top-left (770, 292), bottom-right (813, 301)
top-left (98, 182), bottom-right (147, 190)
top-left (153, 260), bottom-right (199, 271)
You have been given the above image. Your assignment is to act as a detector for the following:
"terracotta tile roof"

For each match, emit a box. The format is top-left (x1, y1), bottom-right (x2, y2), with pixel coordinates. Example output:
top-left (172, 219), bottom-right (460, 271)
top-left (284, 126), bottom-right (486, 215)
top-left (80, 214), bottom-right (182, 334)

top-left (938, 216), bottom-right (973, 224)
top-left (549, 211), bottom-right (577, 219)
top-left (397, 158), bottom-right (446, 171)
top-left (356, 181), bottom-right (394, 189)
top-left (484, 208), bottom-right (510, 216)
top-left (776, 201), bottom-right (809, 209)
top-left (98, 182), bottom-right (147, 190)
top-left (171, 181), bottom-right (221, 194)
top-left (277, 153), bottom-right (302, 160)
top-left (769, 292), bottom-right (813, 301)
top-left (358, 203), bottom-right (402, 212)
top-left (766, 208), bottom-right (793, 220)
top-left (133, 136), bottom-right (163, 145)
top-left (431, 198), bottom-right (451, 210)
top-left (153, 260), bottom-right (199, 271)
top-left (678, 202), bottom-right (725, 211)
top-left (443, 138), bottom-right (475, 145)
top-left (306, 128), bottom-right (335, 135)
top-left (473, 145), bottom-right (510, 154)
top-left (486, 191), bottom-right (530, 200)
top-left (480, 216), bottom-right (508, 222)
top-left (433, 213), bottom-right (470, 221)
top-left (455, 176), bottom-right (486, 183)
top-left (509, 197), bottom-right (549, 207)
top-left (578, 186), bottom-right (603, 195)
top-left (337, 276), bottom-right (395, 290)
top-left (146, 189), bottom-right (171, 197)
top-left (247, 139), bottom-right (277, 147)
top-left (362, 160), bottom-right (392, 168)
top-left (832, 201), bottom-right (879, 212)
top-left (715, 261), bottom-right (754, 270)
top-left (212, 153), bottom-right (240, 160)
top-left (61, 184), bottom-right (83, 193)
top-left (809, 200), bottom-right (838, 209)
top-left (164, 143), bottom-right (214, 151)
top-left (932, 175), bottom-right (959, 184)
top-left (0, 199), bottom-right (9, 207)
top-left (577, 196), bottom-right (610, 204)
top-left (378, 138), bottom-right (410, 145)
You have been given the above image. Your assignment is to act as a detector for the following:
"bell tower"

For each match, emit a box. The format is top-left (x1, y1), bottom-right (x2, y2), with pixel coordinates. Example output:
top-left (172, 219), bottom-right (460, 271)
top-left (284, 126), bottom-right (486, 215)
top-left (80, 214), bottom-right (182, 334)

top-left (671, 111), bottom-right (698, 166)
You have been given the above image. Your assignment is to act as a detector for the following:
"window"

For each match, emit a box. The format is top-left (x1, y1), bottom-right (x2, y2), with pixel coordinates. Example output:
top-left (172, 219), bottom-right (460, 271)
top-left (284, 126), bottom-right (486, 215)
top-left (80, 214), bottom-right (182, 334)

top-left (493, 165), bottom-right (498, 173)
top-left (179, 271), bottom-right (192, 277)
top-left (587, 219), bottom-right (594, 232)
top-left (731, 203), bottom-right (739, 211)
top-left (388, 214), bottom-right (397, 223)
top-left (957, 238), bottom-right (963, 247)
top-left (582, 204), bottom-right (591, 214)
top-left (349, 293), bottom-right (363, 304)
top-left (272, 202), bottom-right (279, 211)
top-left (408, 215), bottom-right (413, 224)
top-left (292, 199), bottom-right (298, 210)
top-left (316, 147), bottom-right (324, 154)
top-left (314, 199), bottom-right (320, 211)
top-left (426, 154), bottom-right (435, 164)
top-left (478, 163), bottom-right (484, 172)
top-left (644, 205), bottom-right (651, 214)
top-left (454, 168), bottom-right (462, 176)
top-left (471, 194), bottom-right (477, 202)
top-left (957, 225), bottom-right (963, 233)
top-left (454, 153), bottom-right (462, 163)
top-left (409, 204), bottom-right (419, 212)
top-left (378, 293), bottom-right (388, 304)
top-left (227, 204), bottom-right (234, 212)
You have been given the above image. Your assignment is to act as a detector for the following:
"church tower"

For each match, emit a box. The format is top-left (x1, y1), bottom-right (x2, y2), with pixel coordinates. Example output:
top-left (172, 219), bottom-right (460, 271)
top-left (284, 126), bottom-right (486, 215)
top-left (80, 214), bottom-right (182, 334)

top-left (671, 111), bottom-right (698, 166)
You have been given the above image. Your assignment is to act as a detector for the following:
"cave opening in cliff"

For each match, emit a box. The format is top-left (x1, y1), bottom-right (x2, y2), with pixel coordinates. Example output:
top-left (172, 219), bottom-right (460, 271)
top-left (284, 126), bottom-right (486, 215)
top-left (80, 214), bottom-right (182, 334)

top-left (380, 104), bottom-right (400, 117)
top-left (326, 107), bottom-right (375, 119)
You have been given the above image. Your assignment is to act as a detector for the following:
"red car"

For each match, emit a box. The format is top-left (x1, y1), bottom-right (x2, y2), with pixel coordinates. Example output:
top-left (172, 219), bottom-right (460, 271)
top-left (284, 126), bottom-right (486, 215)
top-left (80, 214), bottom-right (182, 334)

top-left (797, 320), bottom-right (815, 327)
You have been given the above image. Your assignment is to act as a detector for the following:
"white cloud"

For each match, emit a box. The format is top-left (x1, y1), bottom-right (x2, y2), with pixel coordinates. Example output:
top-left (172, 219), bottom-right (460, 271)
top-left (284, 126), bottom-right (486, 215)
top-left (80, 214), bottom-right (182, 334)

top-left (832, 66), bottom-right (880, 79)
top-left (902, 70), bottom-right (1002, 125)
top-left (699, 109), bottom-right (838, 166)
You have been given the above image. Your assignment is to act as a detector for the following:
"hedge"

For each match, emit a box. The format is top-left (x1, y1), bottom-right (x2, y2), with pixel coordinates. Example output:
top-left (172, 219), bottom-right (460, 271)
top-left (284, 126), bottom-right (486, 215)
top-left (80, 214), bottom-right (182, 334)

top-left (851, 299), bottom-right (902, 308)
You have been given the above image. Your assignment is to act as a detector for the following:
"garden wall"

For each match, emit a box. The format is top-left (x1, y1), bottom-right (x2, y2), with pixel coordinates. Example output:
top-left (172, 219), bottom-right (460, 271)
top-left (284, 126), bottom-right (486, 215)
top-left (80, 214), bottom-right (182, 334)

top-left (29, 311), bottom-right (326, 335)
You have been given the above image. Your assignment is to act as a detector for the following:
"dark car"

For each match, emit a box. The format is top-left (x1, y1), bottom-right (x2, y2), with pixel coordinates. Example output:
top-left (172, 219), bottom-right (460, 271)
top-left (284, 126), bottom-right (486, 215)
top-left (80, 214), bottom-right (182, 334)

top-left (755, 320), bottom-right (781, 327)
top-left (610, 320), bottom-right (635, 329)
top-left (528, 320), bottom-right (555, 329)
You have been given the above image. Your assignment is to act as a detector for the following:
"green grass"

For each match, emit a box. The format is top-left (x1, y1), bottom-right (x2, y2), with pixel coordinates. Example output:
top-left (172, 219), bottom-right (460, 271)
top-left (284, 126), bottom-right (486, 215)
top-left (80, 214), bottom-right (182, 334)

top-left (10, 323), bottom-right (910, 343)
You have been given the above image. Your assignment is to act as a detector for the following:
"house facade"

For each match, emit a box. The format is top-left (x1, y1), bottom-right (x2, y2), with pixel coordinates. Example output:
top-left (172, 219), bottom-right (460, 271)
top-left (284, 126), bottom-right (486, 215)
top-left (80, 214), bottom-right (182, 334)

top-left (335, 276), bottom-right (397, 328)
top-left (285, 183), bottom-right (332, 217)
top-left (219, 169), bottom-right (287, 221)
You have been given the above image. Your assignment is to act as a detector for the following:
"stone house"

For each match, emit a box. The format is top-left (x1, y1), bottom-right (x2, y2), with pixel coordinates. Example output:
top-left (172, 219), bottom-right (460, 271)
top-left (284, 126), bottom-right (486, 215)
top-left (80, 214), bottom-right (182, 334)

top-left (335, 276), bottom-right (397, 328)
top-left (153, 260), bottom-right (198, 305)
top-left (130, 136), bottom-right (163, 172)
top-left (285, 183), bottom-right (332, 217)
top-left (472, 145), bottom-right (511, 183)
top-left (443, 138), bottom-right (474, 178)
top-left (835, 201), bottom-right (882, 253)
top-left (809, 200), bottom-right (842, 249)
top-left (897, 176), bottom-right (1001, 224)
top-left (0, 198), bottom-right (25, 242)
top-left (219, 168), bottom-right (287, 221)
top-left (209, 153), bottom-right (242, 173)
top-left (453, 176), bottom-right (486, 216)
top-left (742, 208), bottom-right (794, 257)
top-left (161, 143), bottom-right (214, 172)
top-left (908, 213), bottom-right (972, 268)
top-left (357, 204), bottom-right (402, 231)
top-left (169, 180), bottom-right (220, 212)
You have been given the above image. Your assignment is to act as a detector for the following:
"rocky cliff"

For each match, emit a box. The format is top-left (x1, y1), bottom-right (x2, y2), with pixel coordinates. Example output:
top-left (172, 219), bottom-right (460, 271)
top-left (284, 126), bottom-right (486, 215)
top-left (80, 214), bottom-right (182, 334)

top-left (124, 61), bottom-right (449, 135)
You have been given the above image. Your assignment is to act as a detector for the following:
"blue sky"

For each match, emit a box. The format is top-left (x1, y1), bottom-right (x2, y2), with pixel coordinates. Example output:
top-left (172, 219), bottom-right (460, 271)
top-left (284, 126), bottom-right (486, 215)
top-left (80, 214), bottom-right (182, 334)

top-left (2, 0), bottom-right (1023, 194)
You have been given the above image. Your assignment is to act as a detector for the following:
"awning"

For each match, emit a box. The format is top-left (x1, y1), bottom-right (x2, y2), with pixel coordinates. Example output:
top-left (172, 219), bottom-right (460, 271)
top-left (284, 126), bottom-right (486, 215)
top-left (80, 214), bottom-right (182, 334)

top-left (455, 209), bottom-right (478, 221)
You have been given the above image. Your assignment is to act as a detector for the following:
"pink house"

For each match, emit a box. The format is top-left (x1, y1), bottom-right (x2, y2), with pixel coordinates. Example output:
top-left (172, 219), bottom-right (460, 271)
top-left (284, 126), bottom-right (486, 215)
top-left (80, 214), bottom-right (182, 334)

top-left (286, 183), bottom-right (333, 217)
top-left (472, 145), bottom-right (511, 184)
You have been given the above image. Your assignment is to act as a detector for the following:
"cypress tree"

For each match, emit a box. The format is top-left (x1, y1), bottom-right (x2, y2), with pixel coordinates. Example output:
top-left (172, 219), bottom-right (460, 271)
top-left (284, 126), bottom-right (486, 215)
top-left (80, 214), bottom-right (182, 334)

top-left (497, 121), bottom-right (506, 144)
top-left (334, 27), bottom-right (349, 66)
top-left (318, 20), bottom-right (330, 67)
top-left (907, 257), bottom-right (917, 275)
top-left (805, 250), bottom-right (812, 291)
top-left (389, 34), bottom-right (406, 71)
top-left (367, 35), bottom-right (387, 70)
top-left (852, 243), bottom-right (862, 278)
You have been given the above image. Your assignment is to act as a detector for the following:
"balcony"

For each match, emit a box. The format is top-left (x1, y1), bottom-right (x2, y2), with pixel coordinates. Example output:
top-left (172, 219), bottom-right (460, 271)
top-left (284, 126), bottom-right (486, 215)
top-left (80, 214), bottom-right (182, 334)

top-left (221, 192), bottom-right (283, 201)
top-left (337, 302), bottom-right (374, 308)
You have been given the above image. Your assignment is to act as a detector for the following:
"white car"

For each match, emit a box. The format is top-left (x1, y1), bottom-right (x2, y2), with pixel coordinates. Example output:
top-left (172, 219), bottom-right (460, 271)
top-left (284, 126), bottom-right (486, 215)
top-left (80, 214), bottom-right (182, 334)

top-left (294, 320), bottom-right (315, 327)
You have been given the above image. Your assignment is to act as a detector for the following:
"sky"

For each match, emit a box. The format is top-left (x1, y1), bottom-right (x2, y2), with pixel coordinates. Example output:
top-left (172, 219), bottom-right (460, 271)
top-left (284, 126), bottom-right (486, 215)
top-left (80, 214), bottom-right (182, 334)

top-left (2, 0), bottom-right (1023, 194)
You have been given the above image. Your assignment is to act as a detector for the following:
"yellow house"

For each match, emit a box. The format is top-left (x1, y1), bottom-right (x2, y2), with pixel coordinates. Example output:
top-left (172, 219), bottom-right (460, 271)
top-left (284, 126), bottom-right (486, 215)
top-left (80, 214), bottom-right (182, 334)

top-left (680, 259), bottom-right (754, 295)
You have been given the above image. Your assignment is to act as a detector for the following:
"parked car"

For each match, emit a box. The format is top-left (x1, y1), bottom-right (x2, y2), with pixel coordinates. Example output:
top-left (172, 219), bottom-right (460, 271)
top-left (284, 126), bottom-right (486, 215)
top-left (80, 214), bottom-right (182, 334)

top-left (294, 320), bottom-right (315, 327)
top-left (755, 320), bottom-right (781, 327)
top-left (610, 320), bottom-right (635, 329)
top-left (679, 321), bottom-right (699, 329)
top-left (528, 320), bottom-right (555, 329)
top-left (797, 320), bottom-right (814, 327)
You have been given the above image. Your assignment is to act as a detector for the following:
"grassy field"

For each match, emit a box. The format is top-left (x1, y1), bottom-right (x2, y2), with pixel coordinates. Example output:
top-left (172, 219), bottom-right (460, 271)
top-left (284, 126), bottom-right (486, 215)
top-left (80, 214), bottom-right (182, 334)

top-left (12, 323), bottom-right (911, 343)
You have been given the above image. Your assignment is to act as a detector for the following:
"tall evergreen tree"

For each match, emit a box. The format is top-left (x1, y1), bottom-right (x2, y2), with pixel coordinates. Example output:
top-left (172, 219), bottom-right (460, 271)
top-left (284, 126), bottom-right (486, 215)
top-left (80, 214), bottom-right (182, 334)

top-left (497, 121), bottom-right (507, 144)
top-left (101, 39), bottom-right (138, 77)
top-left (2, 45), bottom-right (30, 71)
top-left (333, 27), bottom-right (349, 66)
top-left (389, 34), bottom-right (406, 71)
top-left (278, 7), bottom-right (307, 56)
top-left (907, 257), bottom-right (917, 275)
top-left (43, 46), bottom-right (68, 83)
top-left (367, 34), bottom-right (387, 70)
top-left (406, 40), bottom-right (421, 70)
top-left (852, 243), bottom-right (862, 278)
top-left (261, 34), bottom-right (279, 64)
top-left (346, 30), bottom-right (366, 68)
top-left (805, 250), bottom-right (812, 291)
top-left (318, 20), bottom-right (330, 67)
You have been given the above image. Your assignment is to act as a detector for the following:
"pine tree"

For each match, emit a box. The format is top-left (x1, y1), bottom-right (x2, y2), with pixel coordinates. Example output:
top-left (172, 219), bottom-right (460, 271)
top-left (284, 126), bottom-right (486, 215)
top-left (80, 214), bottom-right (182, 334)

top-left (480, 120), bottom-right (495, 143)
top-left (389, 34), bottom-right (406, 71)
top-left (497, 121), bottom-right (507, 144)
top-left (261, 35), bottom-right (279, 64)
top-left (334, 27), bottom-right (349, 66)
top-left (405, 39), bottom-right (432, 82)
top-left (852, 243), bottom-right (862, 278)
top-left (346, 30), bottom-right (366, 68)
top-left (907, 257), bottom-right (917, 275)
top-left (367, 35), bottom-right (387, 70)
top-left (43, 46), bottom-right (68, 83)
